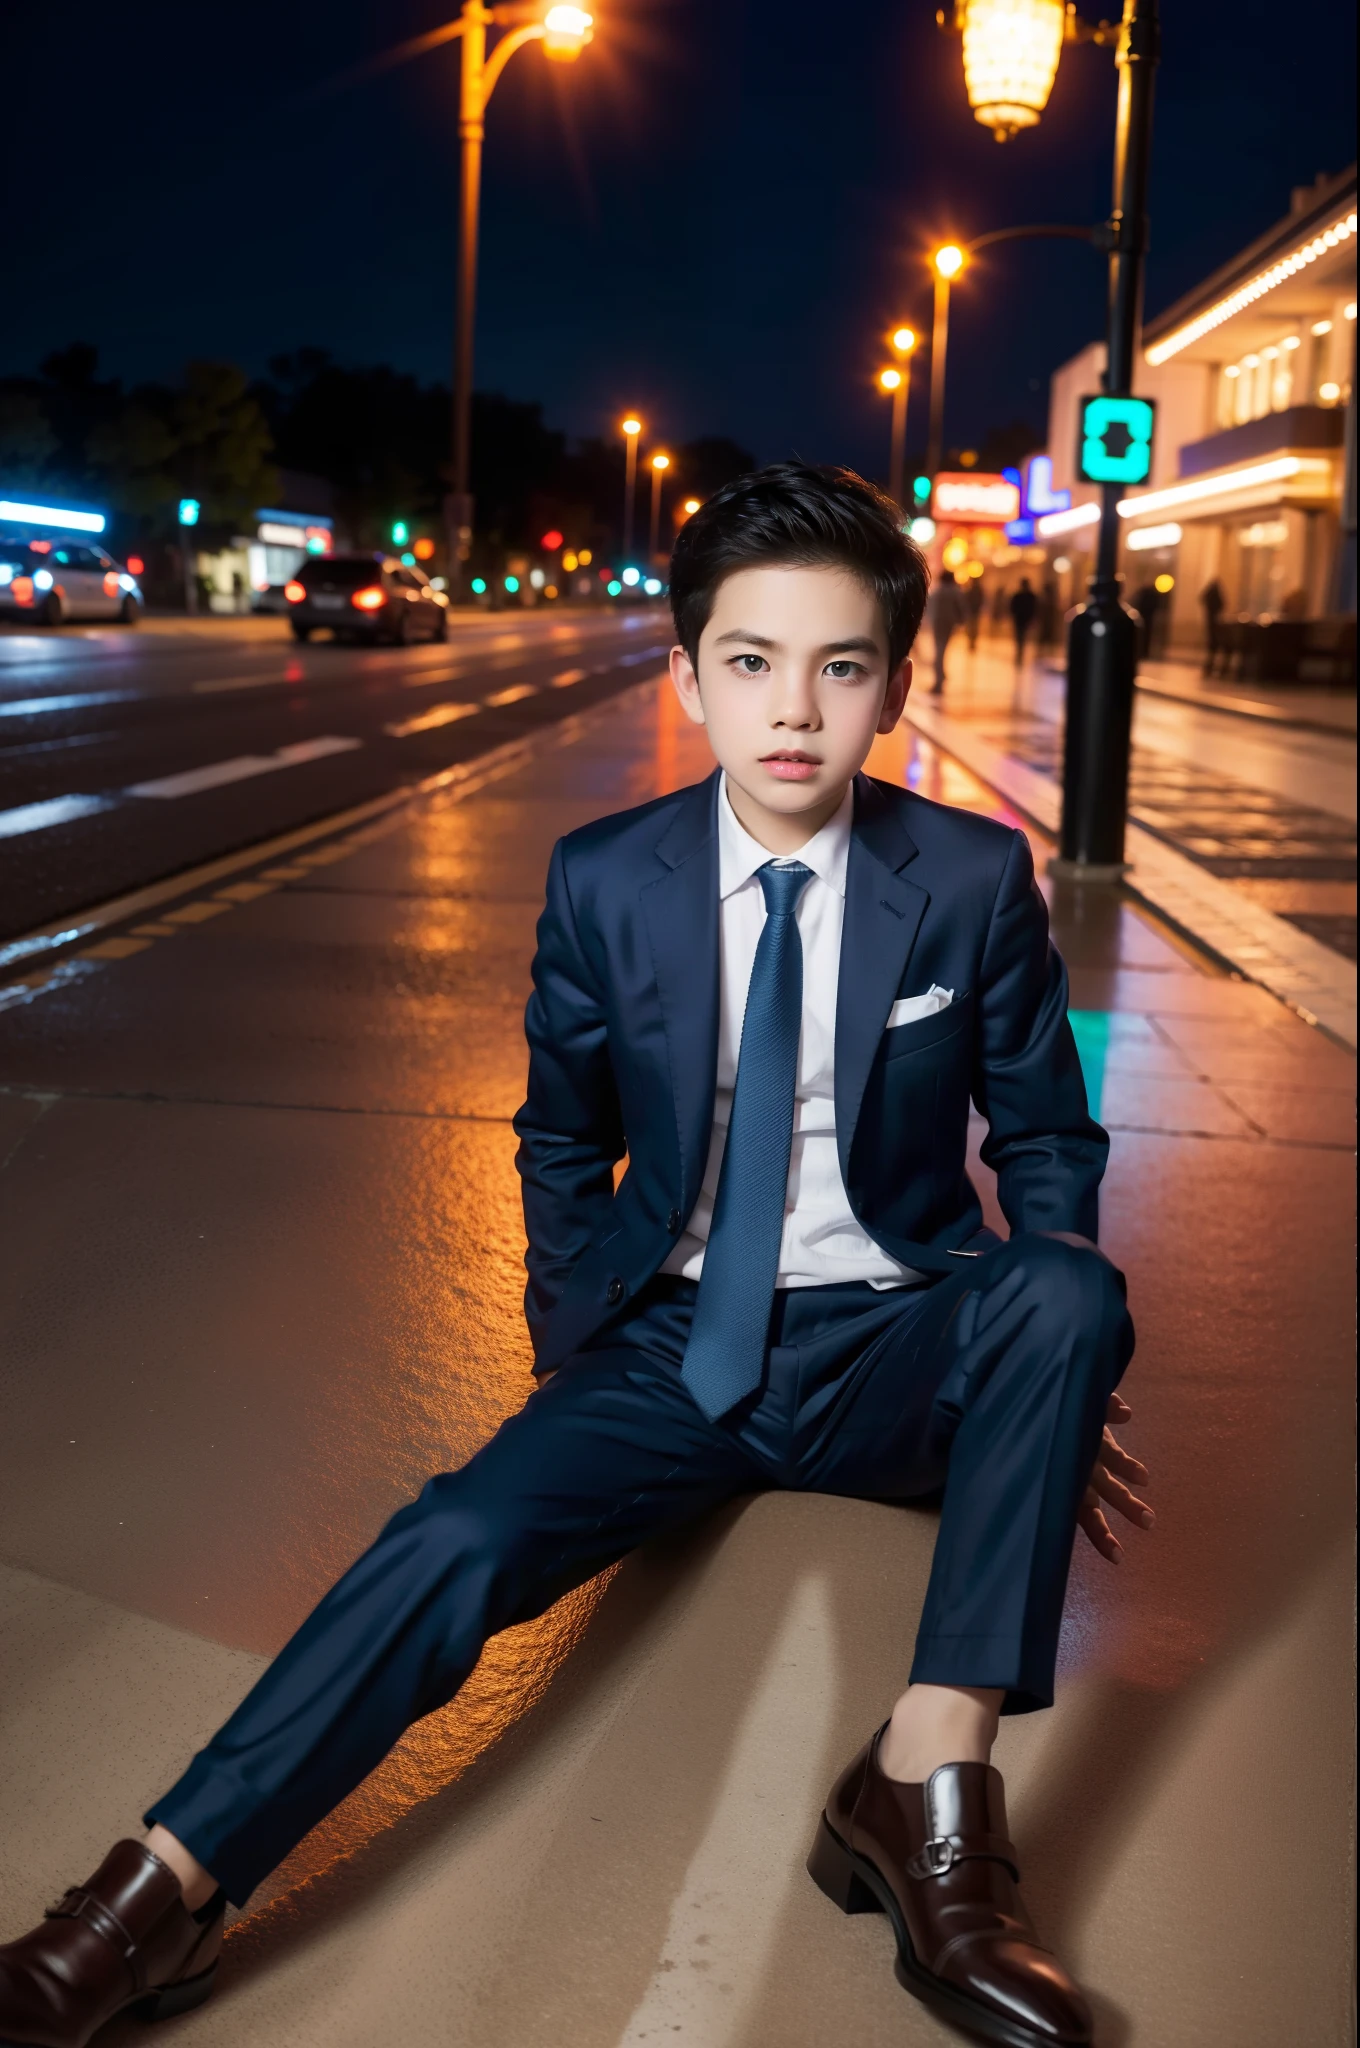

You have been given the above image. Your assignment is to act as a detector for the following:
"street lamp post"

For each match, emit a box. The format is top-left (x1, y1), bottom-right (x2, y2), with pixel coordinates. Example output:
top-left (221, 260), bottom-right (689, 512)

top-left (879, 326), bottom-right (916, 508)
top-left (648, 452), bottom-right (670, 562)
top-left (926, 246), bottom-right (964, 483)
top-left (621, 416), bottom-right (642, 558)
top-left (1058, 0), bottom-right (1159, 875)
top-left (938, 0), bottom-right (1161, 876)
top-left (443, 1), bottom-right (594, 594)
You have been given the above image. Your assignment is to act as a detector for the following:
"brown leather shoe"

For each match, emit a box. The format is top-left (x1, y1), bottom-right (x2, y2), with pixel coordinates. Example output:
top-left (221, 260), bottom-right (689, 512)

top-left (0, 1841), bottom-right (223, 2048)
top-left (809, 1728), bottom-right (1092, 2047)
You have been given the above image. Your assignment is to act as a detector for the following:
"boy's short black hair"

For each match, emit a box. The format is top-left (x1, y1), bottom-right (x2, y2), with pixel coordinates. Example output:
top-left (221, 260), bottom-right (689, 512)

top-left (669, 461), bottom-right (929, 672)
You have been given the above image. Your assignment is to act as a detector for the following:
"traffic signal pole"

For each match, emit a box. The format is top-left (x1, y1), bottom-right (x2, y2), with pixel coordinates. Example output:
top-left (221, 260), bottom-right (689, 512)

top-left (1056, 0), bottom-right (1160, 875)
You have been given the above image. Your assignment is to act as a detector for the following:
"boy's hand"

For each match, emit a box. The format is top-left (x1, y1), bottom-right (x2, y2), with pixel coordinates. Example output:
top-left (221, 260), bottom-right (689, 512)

top-left (1078, 1392), bottom-right (1153, 1562)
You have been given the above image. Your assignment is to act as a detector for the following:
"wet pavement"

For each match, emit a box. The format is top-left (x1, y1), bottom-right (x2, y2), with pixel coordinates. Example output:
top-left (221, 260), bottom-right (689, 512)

top-left (0, 606), bottom-right (670, 939)
top-left (0, 676), bottom-right (1354, 2047)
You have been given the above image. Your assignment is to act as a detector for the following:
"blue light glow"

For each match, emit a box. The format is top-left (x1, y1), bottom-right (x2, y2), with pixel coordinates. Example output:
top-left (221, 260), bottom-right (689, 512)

top-left (504, 575), bottom-right (520, 593)
top-left (621, 566), bottom-right (641, 587)
top-left (1024, 454), bottom-right (1070, 515)
top-left (471, 577), bottom-right (487, 594)
top-left (33, 569), bottom-right (54, 590)
top-left (400, 552), bottom-right (416, 567)
top-left (907, 516), bottom-right (936, 544)
top-left (118, 573), bottom-right (137, 592)
top-left (607, 580), bottom-right (623, 596)
top-left (177, 498), bottom-right (201, 527)
top-left (643, 577), bottom-right (663, 596)
top-left (0, 565), bottom-right (12, 586)
top-left (0, 499), bottom-right (106, 535)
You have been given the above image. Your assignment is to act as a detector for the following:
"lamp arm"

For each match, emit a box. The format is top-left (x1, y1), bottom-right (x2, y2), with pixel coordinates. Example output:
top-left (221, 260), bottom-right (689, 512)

top-left (482, 20), bottom-right (544, 100)
top-left (967, 223), bottom-right (1112, 254)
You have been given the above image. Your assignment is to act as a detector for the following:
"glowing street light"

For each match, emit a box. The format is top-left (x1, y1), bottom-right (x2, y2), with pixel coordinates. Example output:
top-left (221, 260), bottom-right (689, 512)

top-left (957, 0), bottom-right (1065, 140)
top-left (925, 245), bottom-right (967, 483)
top-left (648, 452), bottom-right (670, 562)
top-left (879, 324), bottom-right (917, 508)
top-left (620, 415), bottom-right (643, 557)
top-left (440, 0), bottom-right (594, 593)
top-left (682, 497), bottom-right (701, 518)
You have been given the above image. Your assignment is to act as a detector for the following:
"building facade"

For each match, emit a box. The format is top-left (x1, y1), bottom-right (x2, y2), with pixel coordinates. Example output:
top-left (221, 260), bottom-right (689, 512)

top-left (1042, 166), bottom-right (1356, 669)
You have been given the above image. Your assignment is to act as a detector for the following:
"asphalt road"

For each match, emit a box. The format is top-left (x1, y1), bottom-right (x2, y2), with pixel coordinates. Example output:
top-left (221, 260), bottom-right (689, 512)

top-left (0, 606), bottom-right (671, 942)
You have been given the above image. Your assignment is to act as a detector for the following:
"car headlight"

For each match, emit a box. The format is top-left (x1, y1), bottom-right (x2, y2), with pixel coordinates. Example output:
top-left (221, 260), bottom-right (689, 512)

top-left (118, 573), bottom-right (137, 592)
top-left (33, 568), bottom-right (54, 591)
top-left (0, 563), bottom-right (14, 586)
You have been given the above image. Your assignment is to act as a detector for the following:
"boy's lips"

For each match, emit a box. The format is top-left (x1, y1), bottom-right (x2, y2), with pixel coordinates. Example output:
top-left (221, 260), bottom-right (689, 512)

top-left (761, 749), bottom-right (822, 782)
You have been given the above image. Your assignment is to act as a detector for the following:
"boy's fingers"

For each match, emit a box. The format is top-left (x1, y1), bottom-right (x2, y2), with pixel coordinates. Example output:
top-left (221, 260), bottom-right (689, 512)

top-left (1106, 1391), bottom-right (1132, 1424)
top-left (1101, 1435), bottom-right (1149, 1483)
top-left (1092, 1467), bottom-right (1155, 1525)
top-left (1078, 1500), bottom-right (1123, 1560)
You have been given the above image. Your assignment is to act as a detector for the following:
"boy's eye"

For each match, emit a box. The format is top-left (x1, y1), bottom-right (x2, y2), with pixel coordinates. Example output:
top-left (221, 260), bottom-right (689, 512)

top-left (824, 660), bottom-right (862, 679)
top-left (734, 653), bottom-right (768, 674)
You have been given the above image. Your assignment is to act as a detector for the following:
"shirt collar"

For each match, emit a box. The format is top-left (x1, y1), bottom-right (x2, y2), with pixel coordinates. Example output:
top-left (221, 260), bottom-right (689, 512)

top-left (717, 773), bottom-right (852, 901)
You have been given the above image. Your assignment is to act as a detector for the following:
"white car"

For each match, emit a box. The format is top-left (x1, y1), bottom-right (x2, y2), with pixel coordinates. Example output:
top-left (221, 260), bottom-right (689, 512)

top-left (0, 539), bottom-right (143, 625)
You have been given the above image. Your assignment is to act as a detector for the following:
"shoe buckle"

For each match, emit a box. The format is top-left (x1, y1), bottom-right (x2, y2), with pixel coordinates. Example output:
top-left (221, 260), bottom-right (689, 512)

top-left (908, 1836), bottom-right (956, 1878)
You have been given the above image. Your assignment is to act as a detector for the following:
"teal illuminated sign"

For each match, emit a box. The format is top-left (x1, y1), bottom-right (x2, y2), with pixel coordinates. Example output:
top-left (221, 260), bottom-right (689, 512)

top-left (1077, 395), bottom-right (1156, 485)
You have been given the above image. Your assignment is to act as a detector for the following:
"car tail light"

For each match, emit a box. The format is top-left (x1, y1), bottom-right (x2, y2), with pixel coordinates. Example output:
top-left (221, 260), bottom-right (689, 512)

top-left (284, 580), bottom-right (306, 602)
top-left (103, 571), bottom-right (120, 597)
top-left (351, 585), bottom-right (387, 610)
top-left (11, 576), bottom-right (34, 605)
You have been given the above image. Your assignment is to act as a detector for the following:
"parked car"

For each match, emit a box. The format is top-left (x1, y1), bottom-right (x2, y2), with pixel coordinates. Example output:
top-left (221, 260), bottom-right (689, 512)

top-left (285, 553), bottom-right (448, 644)
top-left (0, 538), bottom-right (142, 625)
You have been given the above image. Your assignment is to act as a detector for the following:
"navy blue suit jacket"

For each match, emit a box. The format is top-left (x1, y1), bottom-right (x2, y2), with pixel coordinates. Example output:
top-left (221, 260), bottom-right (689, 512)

top-left (513, 767), bottom-right (1107, 1376)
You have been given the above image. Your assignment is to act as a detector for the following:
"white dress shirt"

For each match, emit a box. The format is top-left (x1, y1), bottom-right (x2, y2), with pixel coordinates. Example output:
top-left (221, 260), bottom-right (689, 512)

top-left (661, 776), bottom-right (921, 1291)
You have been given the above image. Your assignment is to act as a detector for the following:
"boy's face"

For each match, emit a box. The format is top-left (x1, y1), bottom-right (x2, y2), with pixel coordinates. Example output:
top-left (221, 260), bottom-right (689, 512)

top-left (668, 563), bottom-right (910, 844)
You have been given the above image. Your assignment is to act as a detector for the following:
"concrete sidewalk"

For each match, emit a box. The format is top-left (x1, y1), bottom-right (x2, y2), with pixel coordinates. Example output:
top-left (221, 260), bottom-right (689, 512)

top-left (0, 681), bottom-right (1354, 2048)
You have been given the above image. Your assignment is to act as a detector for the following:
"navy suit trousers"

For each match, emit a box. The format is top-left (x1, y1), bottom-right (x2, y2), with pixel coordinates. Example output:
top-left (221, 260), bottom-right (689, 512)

top-left (149, 1235), bottom-right (1132, 1905)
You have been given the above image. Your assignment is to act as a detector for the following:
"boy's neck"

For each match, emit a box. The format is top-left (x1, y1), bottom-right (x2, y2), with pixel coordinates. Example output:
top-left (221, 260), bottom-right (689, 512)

top-left (723, 773), bottom-right (852, 856)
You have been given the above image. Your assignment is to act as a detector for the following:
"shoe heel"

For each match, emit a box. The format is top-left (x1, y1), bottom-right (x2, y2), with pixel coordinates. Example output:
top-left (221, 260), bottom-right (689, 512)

top-left (136, 1962), bottom-right (219, 2022)
top-left (806, 1818), bottom-right (882, 1915)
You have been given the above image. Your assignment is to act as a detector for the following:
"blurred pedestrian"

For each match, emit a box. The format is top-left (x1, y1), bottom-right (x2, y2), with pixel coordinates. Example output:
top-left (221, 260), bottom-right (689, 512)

top-left (1009, 577), bottom-right (1038, 662)
top-left (961, 573), bottom-right (984, 650)
top-left (926, 569), bottom-right (964, 693)
top-left (1199, 577), bottom-right (1225, 675)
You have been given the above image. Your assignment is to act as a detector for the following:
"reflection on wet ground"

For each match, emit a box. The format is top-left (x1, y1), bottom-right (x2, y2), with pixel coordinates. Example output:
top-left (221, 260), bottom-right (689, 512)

top-left (0, 677), bottom-right (1354, 2045)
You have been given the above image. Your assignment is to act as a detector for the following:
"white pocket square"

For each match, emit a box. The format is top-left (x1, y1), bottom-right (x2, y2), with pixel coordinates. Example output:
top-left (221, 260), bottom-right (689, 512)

top-left (887, 985), bottom-right (954, 1028)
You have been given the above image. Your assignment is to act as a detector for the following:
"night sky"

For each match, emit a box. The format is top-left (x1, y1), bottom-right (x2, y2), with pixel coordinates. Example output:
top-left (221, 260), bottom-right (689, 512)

top-left (7, 0), bottom-right (1356, 480)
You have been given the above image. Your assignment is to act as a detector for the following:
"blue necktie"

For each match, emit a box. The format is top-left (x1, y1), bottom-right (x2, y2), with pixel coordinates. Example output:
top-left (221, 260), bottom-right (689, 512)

top-left (681, 861), bottom-right (813, 1421)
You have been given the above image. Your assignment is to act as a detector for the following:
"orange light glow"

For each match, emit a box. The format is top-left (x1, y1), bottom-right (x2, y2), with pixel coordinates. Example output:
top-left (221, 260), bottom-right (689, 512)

top-left (682, 499), bottom-right (700, 516)
top-left (351, 585), bottom-right (387, 610)
top-left (891, 326), bottom-right (917, 353)
top-left (540, 529), bottom-right (564, 550)
top-left (103, 572), bottom-right (120, 597)
top-left (878, 367), bottom-right (903, 392)
top-left (126, 555), bottom-right (145, 575)
top-left (29, 539), bottom-right (52, 553)
top-left (284, 580), bottom-right (307, 603)
top-left (413, 537), bottom-right (436, 561)
top-left (621, 417), bottom-right (642, 437)
top-left (11, 576), bottom-right (34, 605)
top-left (934, 243), bottom-right (966, 279)
top-left (650, 453), bottom-right (670, 472)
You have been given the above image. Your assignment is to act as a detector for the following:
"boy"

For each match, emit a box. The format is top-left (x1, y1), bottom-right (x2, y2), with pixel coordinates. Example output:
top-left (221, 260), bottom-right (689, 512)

top-left (0, 465), bottom-right (1150, 2048)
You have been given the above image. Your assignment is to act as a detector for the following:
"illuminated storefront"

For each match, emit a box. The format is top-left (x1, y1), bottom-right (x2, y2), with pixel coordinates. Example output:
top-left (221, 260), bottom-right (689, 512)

top-left (1044, 167), bottom-right (1356, 663)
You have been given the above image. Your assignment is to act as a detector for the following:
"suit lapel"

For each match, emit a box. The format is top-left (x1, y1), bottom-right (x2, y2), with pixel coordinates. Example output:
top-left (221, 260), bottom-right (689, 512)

top-left (641, 771), bottom-right (721, 1215)
top-left (835, 775), bottom-right (929, 1182)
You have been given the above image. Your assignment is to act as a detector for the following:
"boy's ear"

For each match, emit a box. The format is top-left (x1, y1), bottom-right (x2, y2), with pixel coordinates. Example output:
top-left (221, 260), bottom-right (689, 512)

top-left (877, 657), bottom-right (912, 734)
top-left (669, 645), bottom-right (708, 727)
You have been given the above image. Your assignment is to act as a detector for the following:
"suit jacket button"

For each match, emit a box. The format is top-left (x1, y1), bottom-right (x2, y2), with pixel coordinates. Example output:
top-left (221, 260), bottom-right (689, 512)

top-left (667, 1208), bottom-right (682, 1234)
top-left (606, 1278), bottom-right (625, 1306)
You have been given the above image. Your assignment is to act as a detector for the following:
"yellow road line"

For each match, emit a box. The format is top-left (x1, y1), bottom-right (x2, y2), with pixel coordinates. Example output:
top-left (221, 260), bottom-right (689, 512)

top-left (483, 683), bottom-right (539, 708)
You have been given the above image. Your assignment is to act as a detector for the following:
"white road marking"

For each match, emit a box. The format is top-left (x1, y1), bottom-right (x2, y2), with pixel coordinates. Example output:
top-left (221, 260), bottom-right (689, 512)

top-left (615, 1575), bottom-right (837, 2048)
top-left (127, 736), bottom-right (361, 799)
top-left (384, 701), bottom-right (480, 739)
top-left (0, 793), bottom-right (115, 838)
top-left (0, 692), bottom-right (138, 717)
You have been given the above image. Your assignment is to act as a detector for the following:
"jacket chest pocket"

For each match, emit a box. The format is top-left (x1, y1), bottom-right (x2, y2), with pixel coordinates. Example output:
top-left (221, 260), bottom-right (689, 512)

top-left (881, 988), bottom-right (973, 1064)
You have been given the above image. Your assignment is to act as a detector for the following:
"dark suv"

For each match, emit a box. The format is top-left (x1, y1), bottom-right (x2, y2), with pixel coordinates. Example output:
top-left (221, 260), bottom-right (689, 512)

top-left (286, 553), bottom-right (449, 644)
